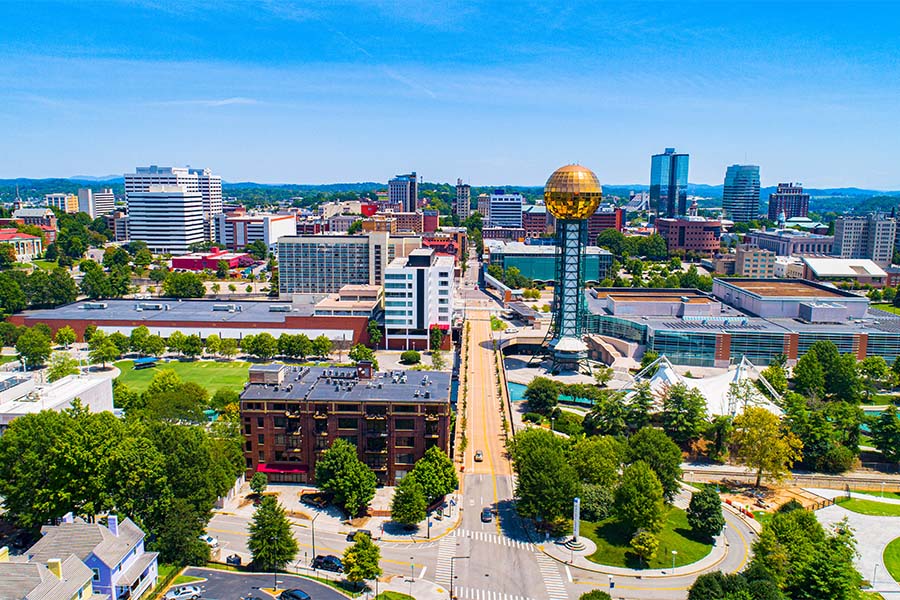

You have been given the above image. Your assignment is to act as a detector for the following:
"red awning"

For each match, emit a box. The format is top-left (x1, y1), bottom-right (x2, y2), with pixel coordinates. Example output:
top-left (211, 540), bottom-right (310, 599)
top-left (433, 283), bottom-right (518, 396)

top-left (258, 463), bottom-right (308, 474)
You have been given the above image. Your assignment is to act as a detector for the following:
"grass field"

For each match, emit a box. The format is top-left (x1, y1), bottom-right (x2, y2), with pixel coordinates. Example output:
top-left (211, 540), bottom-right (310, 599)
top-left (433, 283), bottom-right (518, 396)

top-left (374, 593), bottom-right (415, 600)
top-left (836, 497), bottom-right (900, 517)
top-left (0, 355), bottom-right (18, 366)
top-left (854, 489), bottom-right (900, 501)
top-left (30, 259), bottom-right (59, 271)
top-left (885, 537), bottom-right (900, 587)
top-left (115, 359), bottom-right (251, 394)
top-left (873, 304), bottom-right (900, 316)
top-left (581, 507), bottom-right (713, 569)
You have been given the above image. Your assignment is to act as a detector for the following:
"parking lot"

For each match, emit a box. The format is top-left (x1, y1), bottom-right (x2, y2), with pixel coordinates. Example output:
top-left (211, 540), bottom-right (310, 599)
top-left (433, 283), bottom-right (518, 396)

top-left (177, 567), bottom-right (348, 600)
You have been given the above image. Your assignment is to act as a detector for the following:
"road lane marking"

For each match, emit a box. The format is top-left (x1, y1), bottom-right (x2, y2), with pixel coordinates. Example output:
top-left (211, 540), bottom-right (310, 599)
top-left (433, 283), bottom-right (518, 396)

top-left (565, 565), bottom-right (572, 582)
top-left (419, 566), bottom-right (427, 579)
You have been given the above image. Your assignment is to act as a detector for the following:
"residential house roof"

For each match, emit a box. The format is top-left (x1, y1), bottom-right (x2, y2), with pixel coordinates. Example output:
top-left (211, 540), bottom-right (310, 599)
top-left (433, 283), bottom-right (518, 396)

top-left (0, 555), bottom-right (93, 600)
top-left (29, 518), bottom-right (144, 569)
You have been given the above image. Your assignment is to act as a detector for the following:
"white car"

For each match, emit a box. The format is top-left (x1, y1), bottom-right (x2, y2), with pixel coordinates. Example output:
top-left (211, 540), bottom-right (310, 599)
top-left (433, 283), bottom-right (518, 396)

top-left (165, 586), bottom-right (201, 600)
top-left (198, 534), bottom-right (218, 548)
top-left (504, 327), bottom-right (519, 334)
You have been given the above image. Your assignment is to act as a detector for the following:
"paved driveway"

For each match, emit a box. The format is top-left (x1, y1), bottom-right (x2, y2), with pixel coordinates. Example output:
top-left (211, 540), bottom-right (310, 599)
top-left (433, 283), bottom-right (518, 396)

top-left (180, 567), bottom-right (348, 600)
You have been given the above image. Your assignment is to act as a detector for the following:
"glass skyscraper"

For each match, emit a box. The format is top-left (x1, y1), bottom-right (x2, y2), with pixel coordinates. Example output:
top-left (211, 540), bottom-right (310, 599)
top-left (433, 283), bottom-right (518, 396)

top-left (650, 148), bottom-right (689, 218)
top-left (723, 164), bottom-right (761, 223)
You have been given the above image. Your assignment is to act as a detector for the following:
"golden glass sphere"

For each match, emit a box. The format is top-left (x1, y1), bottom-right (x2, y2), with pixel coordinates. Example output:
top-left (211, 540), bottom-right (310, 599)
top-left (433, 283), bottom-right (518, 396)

top-left (543, 164), bottom-right (602, 220)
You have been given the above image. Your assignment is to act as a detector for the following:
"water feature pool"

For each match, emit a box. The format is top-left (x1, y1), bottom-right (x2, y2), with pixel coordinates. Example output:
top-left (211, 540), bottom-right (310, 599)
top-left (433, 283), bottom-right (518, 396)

top-left (507, 381), bottom-right (596, 407)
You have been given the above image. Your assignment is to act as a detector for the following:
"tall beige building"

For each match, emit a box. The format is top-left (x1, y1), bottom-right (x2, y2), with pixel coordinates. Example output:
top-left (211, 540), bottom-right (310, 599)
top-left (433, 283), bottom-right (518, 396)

top-left (833, 214), bottom-right (897, 267)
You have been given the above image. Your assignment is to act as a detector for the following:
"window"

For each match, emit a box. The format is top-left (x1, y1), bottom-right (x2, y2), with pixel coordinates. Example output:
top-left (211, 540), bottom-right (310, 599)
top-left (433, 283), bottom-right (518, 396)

top-left (338, 417), bottom-right (358, 430)
top-left (396, 453), bottom-right (415, 465)
top-left (257, 434), bottom-right (265, 444)
top-left (336, 403), bottom-right (360, 412)
top-left (393, 404), bottom-right (416, 413)
top-left (257, 417), bottom-right (264, 427)
top-left (92, 568), bottom-right (100, 582)
top-left (395, 418), bottom-right (415, 431)
top-left (396, 437), bottom-right (415, 447)
top-left (273, 417), bottom-right (286, 428)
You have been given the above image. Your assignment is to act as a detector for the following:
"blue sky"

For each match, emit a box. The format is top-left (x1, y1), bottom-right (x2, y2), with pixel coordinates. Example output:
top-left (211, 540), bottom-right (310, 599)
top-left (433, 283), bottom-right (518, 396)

top-left (2, 1), bottom-right (899, 188)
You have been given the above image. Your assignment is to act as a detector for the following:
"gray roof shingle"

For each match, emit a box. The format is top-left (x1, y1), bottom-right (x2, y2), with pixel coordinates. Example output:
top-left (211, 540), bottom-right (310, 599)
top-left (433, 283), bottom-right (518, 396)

top-left (29, 517), bottom-right (144, 569)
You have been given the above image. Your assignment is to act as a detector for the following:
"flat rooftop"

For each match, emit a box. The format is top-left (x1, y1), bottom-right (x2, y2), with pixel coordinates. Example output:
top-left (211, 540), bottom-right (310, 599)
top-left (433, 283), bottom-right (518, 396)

top-left (21, 299), bottom-right (318, 324)
top-left (592, 289), bottom-right (716, 304)
top-left (719, 279), bottom-right (852, 299)
top-left (241, 366), bottom-right (451, 403)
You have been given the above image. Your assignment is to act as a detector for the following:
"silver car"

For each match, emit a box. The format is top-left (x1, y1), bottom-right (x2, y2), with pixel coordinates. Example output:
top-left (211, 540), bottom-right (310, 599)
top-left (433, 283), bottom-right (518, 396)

top-left (165, 586), bottom-right (201, 600)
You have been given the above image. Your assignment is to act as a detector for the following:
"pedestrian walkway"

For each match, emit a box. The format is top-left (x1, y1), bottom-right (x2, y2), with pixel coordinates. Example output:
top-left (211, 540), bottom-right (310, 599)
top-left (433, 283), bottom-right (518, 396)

top-left (453, 529), bottom-right (533, 551)
top-left (452, 586), bottom-right (540, 600)
top-left (806, 487), bottom-right (900, 505)
top-left (534, 551), bottom-right (568, 600)
top-left (435, 534), bottom-right (457, 588)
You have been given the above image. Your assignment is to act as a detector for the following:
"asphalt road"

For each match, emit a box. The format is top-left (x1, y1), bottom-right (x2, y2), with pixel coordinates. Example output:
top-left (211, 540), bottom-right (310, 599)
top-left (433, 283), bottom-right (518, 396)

top-left (181, 567), bottom-right (346, 600)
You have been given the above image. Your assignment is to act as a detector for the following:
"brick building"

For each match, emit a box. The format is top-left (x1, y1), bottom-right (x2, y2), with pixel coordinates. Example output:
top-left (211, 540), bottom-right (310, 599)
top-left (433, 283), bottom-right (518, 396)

top-left (656, 216), bottom-right (722, 255)
top-left (240, 363), bottom-right (452, 485)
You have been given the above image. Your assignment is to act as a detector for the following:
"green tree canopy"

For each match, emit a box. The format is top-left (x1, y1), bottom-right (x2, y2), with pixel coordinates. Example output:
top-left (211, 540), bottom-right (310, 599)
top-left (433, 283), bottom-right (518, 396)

top-left (15, 326), bottom-right (52, 367)
top-left (687, 486), bottom-right (725, 540)
top-left (626, 427), bottom-right (682, 503)
top-left (661, 383), bottom-right (708, 445)
top-left (409, 446), bottom-right (458, 503)
top-left (315, 438), bottom-right (377, 516)
top-left (732, 407), bottom-right (803, 487)
top-left (569, 436), bottom-right (624, 488)
top-left (615, 461), bottom-right (664, 534)
top-left (508, 428), bottom-right (579, 523)
top-left (163, 272), bottom-right (206, 298)
top-left (342, 531), bottom-right (382, 588)
top-left (523, 376), bottom-right (561, 415)
top-left (248, 495), bottom-right (299, 571)
top-left (47, 351), bottom-right (79, 382)
top-left (390, 472), bottom-right (427, 526)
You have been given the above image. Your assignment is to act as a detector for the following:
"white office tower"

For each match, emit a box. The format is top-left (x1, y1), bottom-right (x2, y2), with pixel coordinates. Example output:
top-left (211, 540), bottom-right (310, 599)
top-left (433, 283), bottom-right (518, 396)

top-left (77, 188), bottom-right (116, 218)
top-left (488, 191), bottom-right (524, 228)
top-left (126, 185), bottom-right (204, 254)
top-left (383, 247), bottom-right (455, 351)
top-left (125, 165), bottom-right (222, 239)
top-left (455, 179), bottom-right (471, 220)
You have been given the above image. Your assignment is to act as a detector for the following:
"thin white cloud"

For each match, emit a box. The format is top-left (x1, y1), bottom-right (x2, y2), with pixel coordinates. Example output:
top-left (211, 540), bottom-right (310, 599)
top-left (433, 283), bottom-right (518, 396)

top-left (148, 97), bottom-right (261, 107)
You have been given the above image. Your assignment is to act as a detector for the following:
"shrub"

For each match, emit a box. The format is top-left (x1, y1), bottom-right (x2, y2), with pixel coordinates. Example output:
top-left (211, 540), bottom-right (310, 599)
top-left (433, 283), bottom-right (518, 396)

top-left (400, 350), bottom-right (421, 364)
top-left (522, 412), bottom-right (543, 423)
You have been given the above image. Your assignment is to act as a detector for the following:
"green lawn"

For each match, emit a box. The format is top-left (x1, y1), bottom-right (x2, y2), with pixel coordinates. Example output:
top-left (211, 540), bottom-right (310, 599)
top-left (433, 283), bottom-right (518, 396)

top-left (0, 355), bottom-right (18, 366)
top-left (28, 259), bottom-right (58, 271)
top-left (836, 497), bottom-right (900, 517)
top-left (172, 575), bottom-right (204, 585)
top-left (115, 359), bottom-right (251, 394)
top-left (374, 593), bottom-right (415, 600)
top-left (885, 537), bottom-right (900, 584)
top-left (853, 489), bottom-right (900, 501)
top-left (581, 507), bottom-right (713, 569)
top-left (873, 304), bottom-right (900, 316)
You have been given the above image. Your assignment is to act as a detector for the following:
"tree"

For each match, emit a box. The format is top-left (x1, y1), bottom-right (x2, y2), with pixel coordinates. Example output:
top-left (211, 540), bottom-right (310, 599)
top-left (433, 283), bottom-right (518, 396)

top-left (859, 355), bottom-right (889, 401)
top-left (687, 486), bottom-right (725, 540)
top-left (144, 334), bottom-right (166, 357)
top-left (579, 592), bottom-right (612, 600)
top-left (342, 531), bottom-right (382, 589)
top-left (760, 363), bottom-right (788, 395)
top-left (579, 483), bottom-right (614, 522)
top-left (871, 405), bottom-right (900, 462)
top-left (630, 529), bottom-right (659, 566)
top-left (247, 495), bottom-right (298, 571)
top-left (508, 428), bottom-right (579, 523)
top-left (216, 260), bottom-right (229, 279)
top-left (152, 497), bottom-right (211, 566)
top-left (168, 330), bottom-right (187, 354)
top-left (106, 436), bottom-right (173, 534)
top-left (15, 327), bottom-right (52, 367)
top-left (129, 325), bottom-right (150, 354)
top-left (47, 351), bottom-right (80, 381)
top-left (181, 334), bottom-right (204, 358)
top-left (80, 260), bottom-right (112, 298)
top-left (149, 268), bottom-right (168, 284)
top-left (250, 472), bottom-right (268, 495)
top-left (626, 427), bottom-right (682, 503)
top-left (390, 472), bottom-right (427, 526)
top-left (705, 414), bottom-right (734, 463)
top-left (523, 376), bottom-right (561, 415)
top-left (583, 392), bottom-right (629, 437)
top-left (205, 333), bottom-right (222, 356)
top-left (596, 229), bottom-right (627, 256)
top-left (661, 383), bottom-right (708, 445)
top-left (315, 439), bottom-right (377, 515)
top-left (0, 275), bottom-right (27, 314)
top-left (366, 320), bottom-right (382, 347)
top-left (0, 243), bottom-right (17, 268)
top-left (430, 325), bottom-right (444, 350)
top-left (640, 350), bottom-right (659, 371)
top-left (593, 366), bottom-right (614, 387)
top-left (245, 240), bottom-right (269, 260)
top-left (247, 332), bottom-right (277, 360)
top-left (348, 343), bottom-right (378, 369)
top-left (732, 407), bottom-right (803, 487)
top-left (409, 446), bottom-right (458, 503)
top-left (311, 334), bottom-right (332, 358)
top-left (615, 461), bottom-right (664, 534)
top-left (109, 331), bottom-right (131, 356)
top-left (54, 325), bottom-right (76, 348)
top-left (570, 436), bottom-right (623, 488)
top-left (220, 337), bottom-right (238, 359)
top-left (88, 331), bottom-right (120, 368)
top-left (431, 350), bottom-right (446, 370)
top-left (400, 349), bottom-right (421, 364)
top-left (163, 272), bottom-right (206, 298)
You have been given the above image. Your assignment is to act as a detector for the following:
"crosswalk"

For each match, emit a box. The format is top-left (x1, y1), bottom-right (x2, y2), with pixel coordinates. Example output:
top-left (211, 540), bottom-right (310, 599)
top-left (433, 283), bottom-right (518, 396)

top-left (435, 535), bottom-right (457, 587)
top-left (452, 587), bottom-right (539, 600)
top-left (534, 552), bottom-right (568, 600)
top-left (452, 529), bottom-right (533, 550)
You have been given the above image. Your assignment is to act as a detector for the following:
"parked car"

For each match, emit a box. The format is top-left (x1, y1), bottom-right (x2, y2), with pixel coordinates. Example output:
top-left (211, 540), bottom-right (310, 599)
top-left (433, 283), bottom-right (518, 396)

top-left (481, 507), bottom-right (493, 523)
top-left (278, 590), bottom-right (311, 600)
top-left (198, 534), bottom-right (218, 548)
top-left (312, 554), bottom-right (343, 573)
top-left (346, 529), bottom-right (373, 542)
top-left (165, 586), bottom-right (201, 600)
top-left (504, 327), bottom-right (519, 334)
top-left (300, 492), bottom-right (330, 509)
top-left (225, 554), bottom-right (242, 566)
top-left (474, 450), bottom-right (484, 462)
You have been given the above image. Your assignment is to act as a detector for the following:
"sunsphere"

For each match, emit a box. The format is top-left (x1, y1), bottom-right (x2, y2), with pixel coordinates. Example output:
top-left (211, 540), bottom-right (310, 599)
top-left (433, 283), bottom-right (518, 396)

top-left (543, 164), bottom-right (603, 221)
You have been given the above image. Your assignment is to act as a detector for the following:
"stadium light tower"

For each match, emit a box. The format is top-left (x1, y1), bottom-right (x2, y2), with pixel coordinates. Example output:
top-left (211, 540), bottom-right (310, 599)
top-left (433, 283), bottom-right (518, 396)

top-left (544, 164), bottom-right (603, 371)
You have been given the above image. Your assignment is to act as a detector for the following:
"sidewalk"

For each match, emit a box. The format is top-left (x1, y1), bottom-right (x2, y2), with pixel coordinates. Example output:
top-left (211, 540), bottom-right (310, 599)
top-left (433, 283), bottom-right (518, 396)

top-left (376, 573), bottom-right (448, 600)
top-left (805, 487), bottom-right (900, 505)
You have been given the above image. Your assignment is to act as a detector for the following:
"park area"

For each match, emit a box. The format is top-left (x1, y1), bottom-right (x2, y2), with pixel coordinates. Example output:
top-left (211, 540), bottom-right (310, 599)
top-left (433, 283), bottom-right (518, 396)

top-left (115, 359), bottom-right (251, 394)
top-left (581, 507), bottom-right (713, 569)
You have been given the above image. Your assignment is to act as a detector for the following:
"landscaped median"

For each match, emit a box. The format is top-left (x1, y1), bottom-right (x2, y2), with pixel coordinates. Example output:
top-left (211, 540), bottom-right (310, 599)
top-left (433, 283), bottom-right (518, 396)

top-left (885, 537), bottom-right (900, 584)
top-left (580, 507), bottom-right (713, 570)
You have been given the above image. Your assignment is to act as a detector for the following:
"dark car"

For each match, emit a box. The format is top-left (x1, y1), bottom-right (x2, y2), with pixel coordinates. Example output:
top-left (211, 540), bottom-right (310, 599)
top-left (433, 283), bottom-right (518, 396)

top-left (481, 507), bottom-right (493, 523)
top-left (346, 529), bottom-right (373, 542)
top-left (300, 492), bottom-right (330, 509)
top-left (225, 554), bottom-right (242, 566)
top-left (312, 554), bottom-right (343, 573)
top-left (278, 590), bottom-right (311, 600)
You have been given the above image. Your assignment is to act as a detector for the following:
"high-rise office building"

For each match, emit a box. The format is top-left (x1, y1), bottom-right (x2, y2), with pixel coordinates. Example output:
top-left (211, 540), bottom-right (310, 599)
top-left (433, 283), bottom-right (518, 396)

top-left (45, 193), bottom-right (79, 214)
top-left (650, 148), bottom-right (689, 218)
top-left (389, 172), bottom-right (418, 213)
top-left (126, 185), bottom-right (205, 254)
top-left (125, 165), bottom-right (222, 239)
top-left (488, 190), bottom-right (524, 228)
top-left (767, 182), bottom-right (810, 221)
top-left (833, 214), bottom-right (897, 267)
top-left (384, 248), bottom-right (455, 351)
top-left (77, 188), bottom-right (116, 218)
top-left (455, 179), bottom-right (471, 220)
top-left (723, 165), bottom-right (761, 223)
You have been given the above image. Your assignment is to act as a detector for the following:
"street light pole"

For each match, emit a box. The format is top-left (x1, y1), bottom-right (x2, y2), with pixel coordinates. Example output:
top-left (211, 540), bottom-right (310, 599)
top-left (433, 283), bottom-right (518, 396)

top-left (409, 557), bottom-right (415, 598)
top-left (271, 534), bottom-right (278, 591)
top-left (449, 556), bottom-right (470, 600)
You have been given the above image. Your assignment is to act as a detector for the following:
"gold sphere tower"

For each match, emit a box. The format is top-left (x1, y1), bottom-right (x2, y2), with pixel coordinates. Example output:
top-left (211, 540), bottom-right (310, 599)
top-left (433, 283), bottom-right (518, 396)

top-left (543, 164), bottom-right (603, 371)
